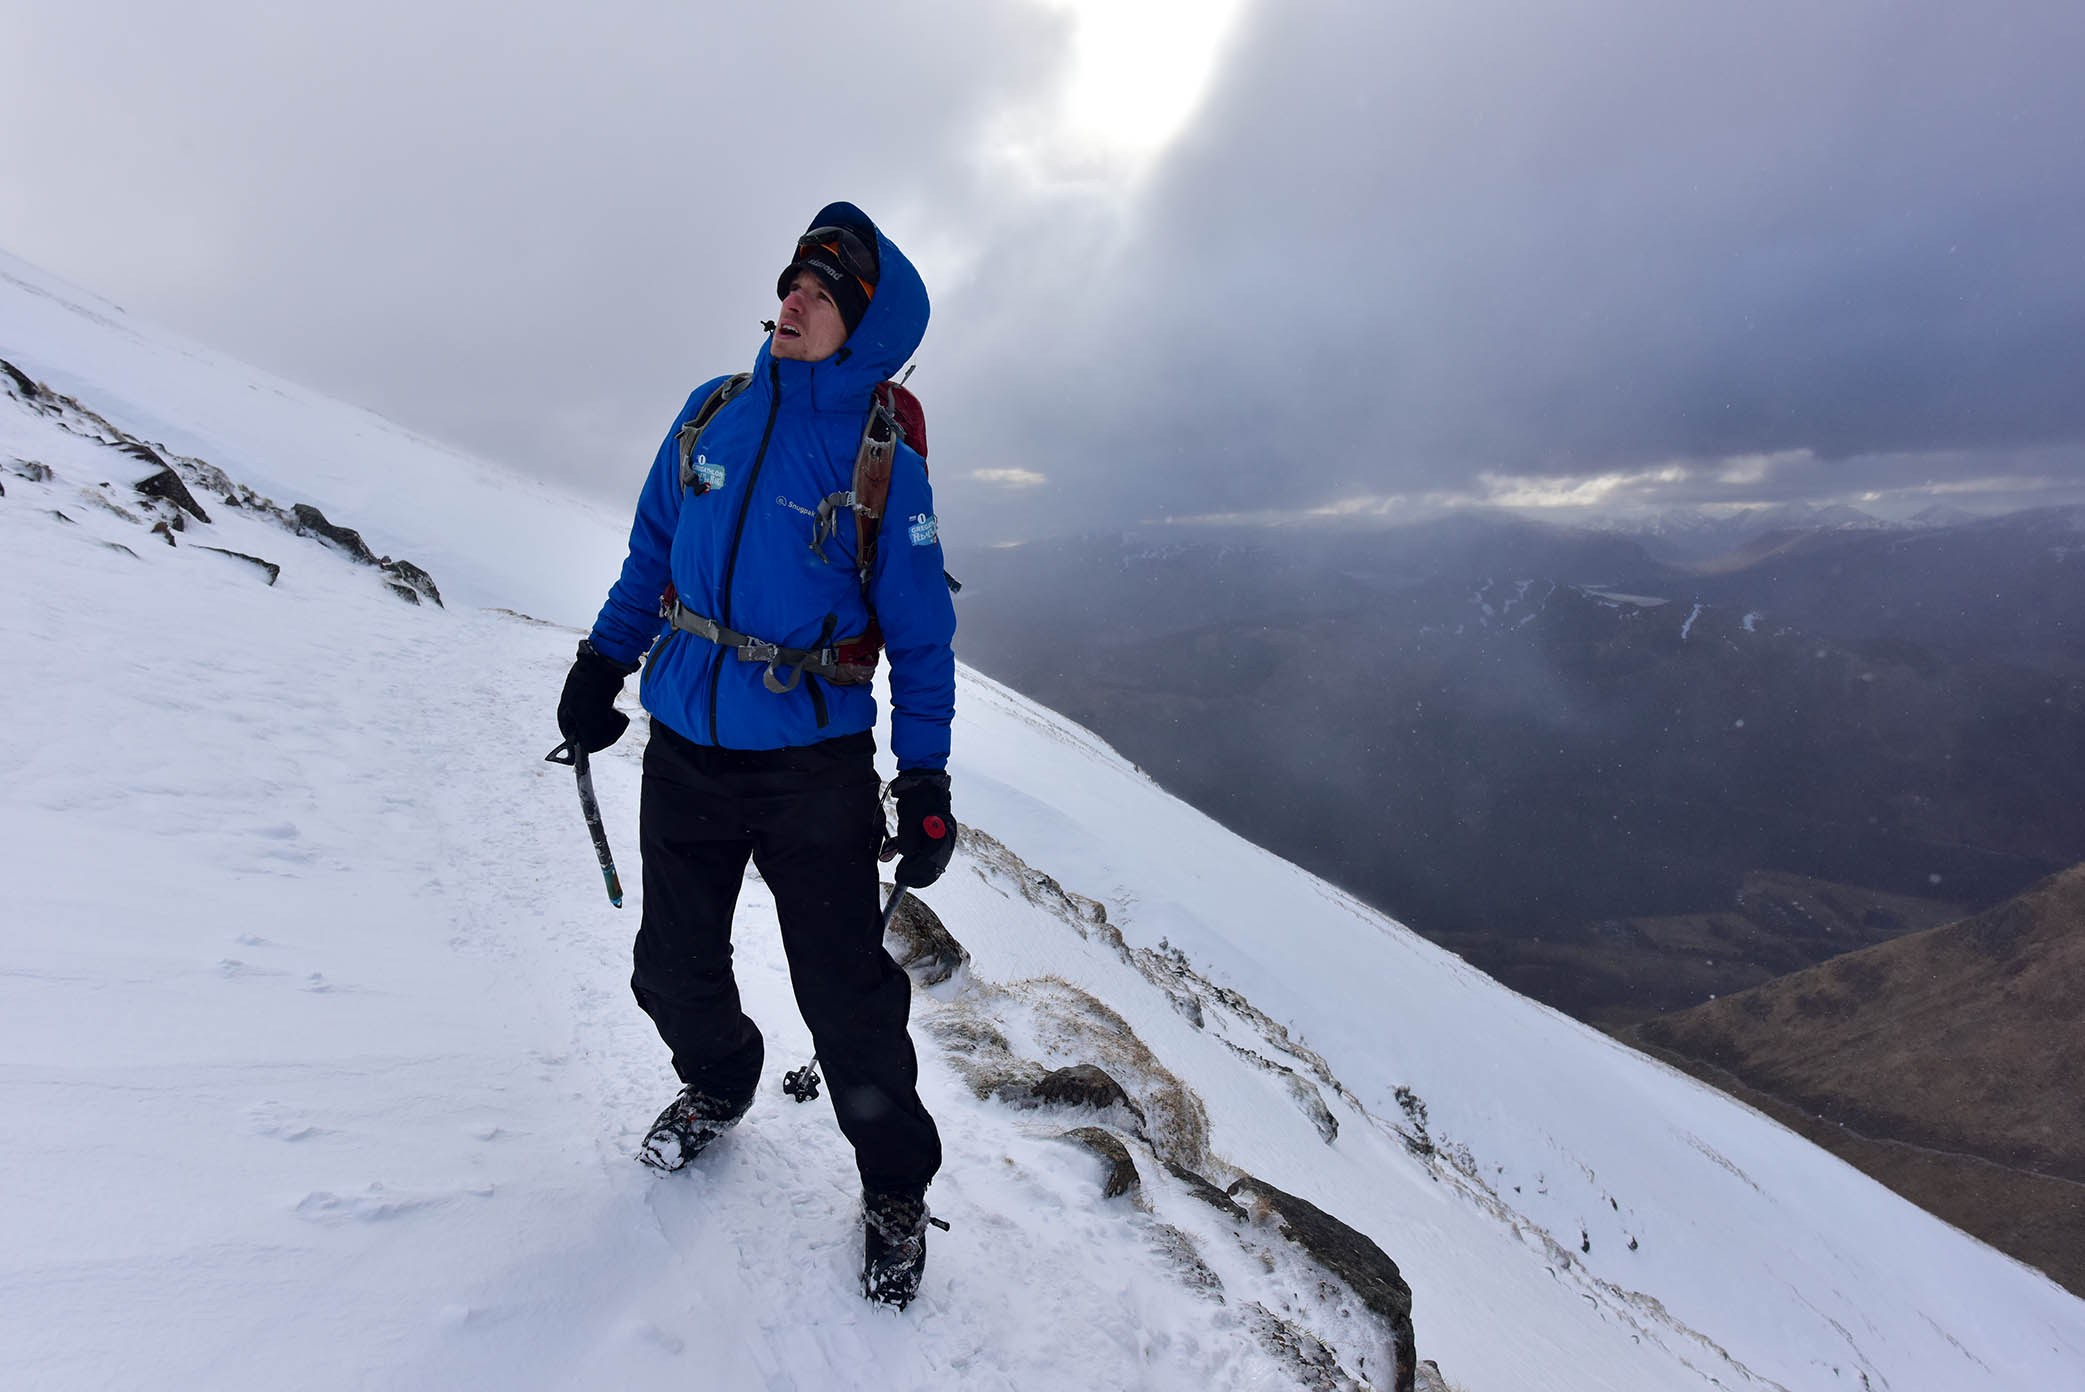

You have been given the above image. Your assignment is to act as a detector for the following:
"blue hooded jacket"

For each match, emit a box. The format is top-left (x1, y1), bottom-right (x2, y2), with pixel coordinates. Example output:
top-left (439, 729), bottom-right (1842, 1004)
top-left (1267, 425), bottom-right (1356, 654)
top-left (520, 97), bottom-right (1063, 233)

top-left (587, 206), bottom-right (955, 771)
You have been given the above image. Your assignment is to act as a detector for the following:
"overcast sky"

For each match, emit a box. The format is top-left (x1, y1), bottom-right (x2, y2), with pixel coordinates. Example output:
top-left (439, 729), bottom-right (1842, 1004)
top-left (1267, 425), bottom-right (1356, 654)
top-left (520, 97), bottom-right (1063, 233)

top-left (5, 0), bottom-right (2082, 544)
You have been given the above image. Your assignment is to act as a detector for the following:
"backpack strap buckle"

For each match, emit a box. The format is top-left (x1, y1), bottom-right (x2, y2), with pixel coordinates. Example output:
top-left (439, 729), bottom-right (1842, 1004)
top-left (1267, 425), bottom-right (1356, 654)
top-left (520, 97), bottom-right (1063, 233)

top-left (810, 490), bottom-right (858, 562)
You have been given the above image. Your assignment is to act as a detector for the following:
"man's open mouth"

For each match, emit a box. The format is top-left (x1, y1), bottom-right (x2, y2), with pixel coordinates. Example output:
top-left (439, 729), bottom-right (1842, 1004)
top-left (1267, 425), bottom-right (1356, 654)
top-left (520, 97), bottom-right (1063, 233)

top-left (777, 322), bottom-right (802, 339)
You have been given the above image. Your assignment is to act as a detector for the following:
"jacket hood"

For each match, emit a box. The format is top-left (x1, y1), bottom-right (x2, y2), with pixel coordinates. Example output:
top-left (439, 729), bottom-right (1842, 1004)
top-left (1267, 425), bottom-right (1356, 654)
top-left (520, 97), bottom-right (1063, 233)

top-left (759, 203), bottom-right (928, 408)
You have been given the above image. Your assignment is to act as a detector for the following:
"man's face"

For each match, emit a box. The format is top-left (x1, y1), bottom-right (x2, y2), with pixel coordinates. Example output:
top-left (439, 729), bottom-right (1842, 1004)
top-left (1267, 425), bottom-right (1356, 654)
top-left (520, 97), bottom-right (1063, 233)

top-left (773, 270), bottom-right (850, 362)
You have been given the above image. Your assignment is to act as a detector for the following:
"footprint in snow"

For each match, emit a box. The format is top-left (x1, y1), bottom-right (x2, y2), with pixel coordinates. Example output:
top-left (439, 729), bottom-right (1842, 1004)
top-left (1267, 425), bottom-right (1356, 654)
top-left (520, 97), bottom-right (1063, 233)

top-left (248, 1101), bottom-right (333, 1142)
top-left (294, 1182), bottom-right (493, 1225)
top-left (218, 958), bottom-right (289, 980)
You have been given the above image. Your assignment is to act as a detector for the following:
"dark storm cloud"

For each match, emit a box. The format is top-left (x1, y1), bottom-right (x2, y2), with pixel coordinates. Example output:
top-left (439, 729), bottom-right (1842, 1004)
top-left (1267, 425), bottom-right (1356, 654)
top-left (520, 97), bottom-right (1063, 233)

top-left (5, 1), bottom-right (2082, 544)
top-left (932, 0), bottom-right (2085, 536)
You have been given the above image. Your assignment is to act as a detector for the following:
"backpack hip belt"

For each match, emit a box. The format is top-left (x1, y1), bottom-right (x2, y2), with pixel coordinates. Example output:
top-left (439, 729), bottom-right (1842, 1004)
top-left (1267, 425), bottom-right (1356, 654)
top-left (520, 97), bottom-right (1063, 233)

top-left (660, 597), bottom-right (878, 692)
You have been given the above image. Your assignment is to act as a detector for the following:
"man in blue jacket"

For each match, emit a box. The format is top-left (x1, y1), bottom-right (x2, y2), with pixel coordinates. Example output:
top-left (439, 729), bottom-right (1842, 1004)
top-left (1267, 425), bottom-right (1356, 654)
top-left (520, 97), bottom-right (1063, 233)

top-left (556, 202), bottom-right (957, 1308)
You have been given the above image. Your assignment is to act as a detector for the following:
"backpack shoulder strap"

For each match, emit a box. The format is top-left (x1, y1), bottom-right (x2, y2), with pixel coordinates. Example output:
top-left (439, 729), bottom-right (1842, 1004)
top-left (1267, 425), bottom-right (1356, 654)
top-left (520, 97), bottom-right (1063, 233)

top-left (850, 380), bottom-right (929, 579)
top-left (676, 372), bottom-right (752, 494)
top-left (809, 380), bottom-right (912, 573)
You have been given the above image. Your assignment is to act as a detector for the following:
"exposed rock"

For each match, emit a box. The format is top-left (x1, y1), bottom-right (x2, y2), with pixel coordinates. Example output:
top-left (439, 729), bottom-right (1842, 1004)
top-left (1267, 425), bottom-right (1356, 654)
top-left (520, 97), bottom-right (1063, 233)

top-left (1165, 990), bottom-right (1204, 1028)
top-left (924, 980), bottom-right (1212, 1175)
top-left (1394, 1085), bottom-right (1436, 1159)
top-left (1164, 1158), bottom-right (1248, 1222)
top-left (100, 541), bottom-right (139, 559)
top-left (1219, 1039), bottom-right (1340, 1143)
top-left (133, 464), bottom-right (211, 523)
top-left (381, 557), bottom-right (443, 606)
top-left (292, 502), bottom-right (380, 563)
top-left (4, 359), bottom-right (446, 607)
top-left (923, 1009), bottom-right (1016, 1066)
top-left (290, 504), bottom-right (442, 605)
top-left (1144, 1222), bottom-right (1224, 1299)
top-left (199, 547), bottom-right (281, 586)
top-left (956, 823), bottom-right (1110, 929)
top-left (1056, 1126), bottom-right (1140, 1199)
top-left (1240, 1303), bottom-right (1366, 1392)
top-left (1229, 1175), bottom-right (1417, 1392)
top-left (1132, 937), bottom-right (1367, 1116)
top-left (1031, 1063), bottom-right (1140, 1116)
top-left (1019, 982), bottom-right (1212, 1173)
top-left (151, 520), bottom-right (177, 547)
top-left (1414, 1359), bottom-right (1453, 1392)
top-left (882, 887), bottom-right (970, 987)
top-left (50, 508), bottom-right (75, 524)
top-left (999, 1061), bottom-right (1151, 1137)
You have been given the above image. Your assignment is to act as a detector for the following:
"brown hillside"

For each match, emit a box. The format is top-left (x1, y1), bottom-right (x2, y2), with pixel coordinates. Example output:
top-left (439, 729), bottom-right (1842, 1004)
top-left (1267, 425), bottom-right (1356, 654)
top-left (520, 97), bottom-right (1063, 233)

top-left (1449, 868), bottom-right (1965, 1028)
top-left (1632, 863), bottom-right (2085, 1292)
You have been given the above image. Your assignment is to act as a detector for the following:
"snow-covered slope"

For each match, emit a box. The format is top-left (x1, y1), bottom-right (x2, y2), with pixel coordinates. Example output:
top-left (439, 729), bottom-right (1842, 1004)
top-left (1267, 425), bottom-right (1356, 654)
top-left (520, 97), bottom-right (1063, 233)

top-left (0, 249), bottom-right (629, 625)
top-left (5, 251), bottom-right (2083, 1391)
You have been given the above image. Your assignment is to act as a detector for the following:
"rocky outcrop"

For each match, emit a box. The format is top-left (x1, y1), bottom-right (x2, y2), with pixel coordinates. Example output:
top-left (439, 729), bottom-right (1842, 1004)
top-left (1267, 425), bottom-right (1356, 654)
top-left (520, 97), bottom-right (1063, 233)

top-left (954, 826), bottom-right (1362, 1142)
top-left (3, 357), bottom-right (440, 606)
top-left (1241, 1303), bottom-right (1368, 1392)
top-left (1029, 1062), bottom-right (1138, 1112)
top-left (1230, 1176), bottom-right (1417, 1392)
top-left (927, 982), bottom-right (1211, 1177)
top-left (291, 505), bottom-right (443, 606)
top-left (881, 887), bottom-right (969, 988)
top-left (1056, 1126), bottom-right (1140, 1199)
top-left (1164, 1158), bottom-right (1247, 1222)
top-left (133, 460), bottom-right (212, 524)
top-left (919, 833), bottom-right (1433, 1390)
top-left (197, 547), bottom-right (281, 586)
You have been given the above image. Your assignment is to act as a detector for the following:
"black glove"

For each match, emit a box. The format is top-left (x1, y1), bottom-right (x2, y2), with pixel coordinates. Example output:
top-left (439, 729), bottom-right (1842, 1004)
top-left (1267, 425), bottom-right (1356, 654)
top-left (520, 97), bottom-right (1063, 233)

top-left (881, 771), bottom-right (955, 888)
top-left (557, 638), bottom-right (640, 753)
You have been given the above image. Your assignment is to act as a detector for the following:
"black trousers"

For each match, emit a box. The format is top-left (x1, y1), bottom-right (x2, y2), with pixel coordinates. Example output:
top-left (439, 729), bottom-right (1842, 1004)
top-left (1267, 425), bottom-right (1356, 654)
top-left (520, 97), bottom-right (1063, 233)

top-left (632, 720), bottom-right (941, 1195)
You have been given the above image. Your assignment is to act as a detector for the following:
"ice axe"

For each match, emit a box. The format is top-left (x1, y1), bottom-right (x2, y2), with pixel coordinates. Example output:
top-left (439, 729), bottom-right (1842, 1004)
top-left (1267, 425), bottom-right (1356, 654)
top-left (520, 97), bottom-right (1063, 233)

top-left (782, 883), bottom-right (910, 1104)
top-left (545, 739), bottom-right (624, 908)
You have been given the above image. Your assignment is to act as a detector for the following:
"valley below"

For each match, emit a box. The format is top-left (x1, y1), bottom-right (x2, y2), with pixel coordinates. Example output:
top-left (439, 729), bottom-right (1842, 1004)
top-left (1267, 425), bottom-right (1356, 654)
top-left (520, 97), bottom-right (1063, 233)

top-left (951, 517), bottom-right (2085, 1293)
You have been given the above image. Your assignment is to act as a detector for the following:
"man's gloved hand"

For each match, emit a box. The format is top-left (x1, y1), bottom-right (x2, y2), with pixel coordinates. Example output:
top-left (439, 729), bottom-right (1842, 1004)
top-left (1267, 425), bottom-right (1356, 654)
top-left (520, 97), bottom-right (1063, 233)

top-left (881, 771), bottom-right (955, 888)
top-left (557, 639), bottom-right (640, 754)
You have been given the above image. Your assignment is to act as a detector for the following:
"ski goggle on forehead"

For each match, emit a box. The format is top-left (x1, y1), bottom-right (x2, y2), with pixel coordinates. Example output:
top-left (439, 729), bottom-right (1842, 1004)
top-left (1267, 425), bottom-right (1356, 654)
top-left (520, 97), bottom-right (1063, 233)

top-left (796, 225), bottom-right (878, 298)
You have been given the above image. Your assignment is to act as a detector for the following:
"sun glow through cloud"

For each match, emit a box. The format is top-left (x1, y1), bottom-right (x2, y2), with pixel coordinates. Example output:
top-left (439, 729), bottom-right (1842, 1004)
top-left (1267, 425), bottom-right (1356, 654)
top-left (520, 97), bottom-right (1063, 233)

top-left (1000, 0), bottom-right (1250, 182)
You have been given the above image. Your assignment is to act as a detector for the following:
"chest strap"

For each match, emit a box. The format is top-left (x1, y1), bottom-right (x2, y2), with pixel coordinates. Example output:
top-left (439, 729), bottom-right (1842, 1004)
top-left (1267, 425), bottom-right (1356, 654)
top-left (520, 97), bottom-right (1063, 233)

top-left (661, 599), bottom-right (878, 691)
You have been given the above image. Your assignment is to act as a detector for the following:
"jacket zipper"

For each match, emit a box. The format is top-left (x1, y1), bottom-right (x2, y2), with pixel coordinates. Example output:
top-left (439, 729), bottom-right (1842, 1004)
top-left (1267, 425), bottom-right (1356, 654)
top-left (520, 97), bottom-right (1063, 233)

top-left (707, 356), bottom-right (784, 746)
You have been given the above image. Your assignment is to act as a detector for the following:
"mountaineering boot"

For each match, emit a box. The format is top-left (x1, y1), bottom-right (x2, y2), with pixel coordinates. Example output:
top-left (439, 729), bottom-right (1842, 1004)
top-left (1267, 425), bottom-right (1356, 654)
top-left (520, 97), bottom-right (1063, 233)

top-left (861, 1187), bottom-right (938, 1308)
top-left (637, 1086), bottom-right (751, 1171)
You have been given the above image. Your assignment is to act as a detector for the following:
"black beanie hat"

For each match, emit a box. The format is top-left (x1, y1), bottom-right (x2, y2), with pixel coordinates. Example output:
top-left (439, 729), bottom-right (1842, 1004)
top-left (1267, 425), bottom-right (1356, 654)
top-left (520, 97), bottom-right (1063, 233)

top-left (776, 202), bottom-right (880, 339)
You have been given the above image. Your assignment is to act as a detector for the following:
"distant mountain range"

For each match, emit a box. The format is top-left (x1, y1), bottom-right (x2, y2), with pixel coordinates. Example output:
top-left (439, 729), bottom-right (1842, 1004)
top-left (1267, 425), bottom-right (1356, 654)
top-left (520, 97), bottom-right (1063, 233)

top-left (1594, 501), bottom-right (1903, 562)
top-left (948, 504), bottom-right (2085, 1023)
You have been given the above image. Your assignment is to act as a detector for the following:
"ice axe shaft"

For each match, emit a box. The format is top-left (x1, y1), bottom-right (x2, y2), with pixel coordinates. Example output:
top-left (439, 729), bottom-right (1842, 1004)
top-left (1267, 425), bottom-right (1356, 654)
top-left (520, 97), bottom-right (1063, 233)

top-left (545, 740), bottom-right (624, 907)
